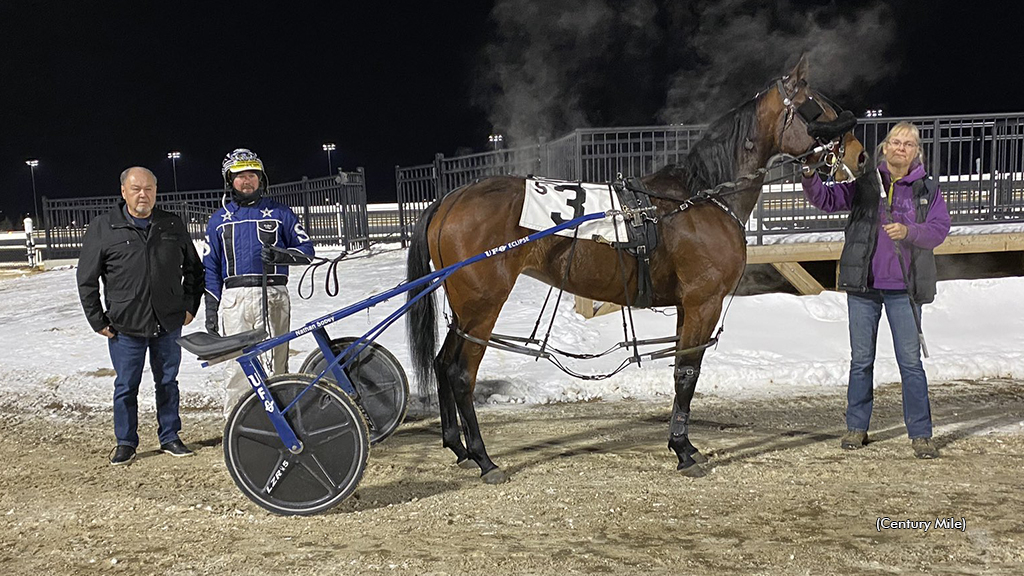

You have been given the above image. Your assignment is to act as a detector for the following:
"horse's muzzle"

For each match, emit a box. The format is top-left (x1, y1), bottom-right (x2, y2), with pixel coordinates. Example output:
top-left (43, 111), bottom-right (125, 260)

top-left (806, 110), bottom-right (858, 142)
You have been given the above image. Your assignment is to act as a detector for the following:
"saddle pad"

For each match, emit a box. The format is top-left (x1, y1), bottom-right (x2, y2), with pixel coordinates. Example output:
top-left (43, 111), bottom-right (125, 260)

top-left (519, 177), bottom-right (629, 242)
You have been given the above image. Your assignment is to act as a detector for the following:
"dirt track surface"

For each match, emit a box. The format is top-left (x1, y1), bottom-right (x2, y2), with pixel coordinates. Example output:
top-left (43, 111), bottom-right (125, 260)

top-left (3, 379), bottom-right (1024, 575)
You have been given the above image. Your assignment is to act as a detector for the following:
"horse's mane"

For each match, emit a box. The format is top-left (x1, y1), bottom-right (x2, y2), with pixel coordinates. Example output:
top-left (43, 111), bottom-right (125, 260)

top-left (682, 98), bottom-right (758, 191)
top-left (654, 98), bottom-right (758, 198)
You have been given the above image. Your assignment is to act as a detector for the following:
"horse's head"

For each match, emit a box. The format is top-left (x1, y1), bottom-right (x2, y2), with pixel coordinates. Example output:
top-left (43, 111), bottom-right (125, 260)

top-left (764, 55), bottom-right (865, 181)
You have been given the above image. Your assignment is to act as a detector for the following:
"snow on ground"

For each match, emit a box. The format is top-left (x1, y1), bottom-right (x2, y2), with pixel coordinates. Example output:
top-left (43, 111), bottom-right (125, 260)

top-left (1, 243), bottom-right (1022, 413)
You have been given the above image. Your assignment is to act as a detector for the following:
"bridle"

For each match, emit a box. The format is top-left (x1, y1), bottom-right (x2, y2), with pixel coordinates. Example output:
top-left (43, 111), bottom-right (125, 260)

top-left (775, 76), bottom-right (853, 181)
top-left (651, 76), bottom-right (858, 225)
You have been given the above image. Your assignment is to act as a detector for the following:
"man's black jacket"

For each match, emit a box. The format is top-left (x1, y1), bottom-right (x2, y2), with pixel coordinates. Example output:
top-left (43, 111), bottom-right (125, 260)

top-left (76, 202), bottom-right (204, 337)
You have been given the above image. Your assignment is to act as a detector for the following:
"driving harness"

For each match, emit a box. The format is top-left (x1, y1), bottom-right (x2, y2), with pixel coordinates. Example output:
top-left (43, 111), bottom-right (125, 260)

top-left (607, 177), bottom-right (660, 308)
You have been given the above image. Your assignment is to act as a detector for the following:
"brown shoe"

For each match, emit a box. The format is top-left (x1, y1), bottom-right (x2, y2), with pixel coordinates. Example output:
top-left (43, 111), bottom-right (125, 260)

top-left (840, 430), bottom-right (867, 450)
top-left (912, 437), bottom-right (939, 459)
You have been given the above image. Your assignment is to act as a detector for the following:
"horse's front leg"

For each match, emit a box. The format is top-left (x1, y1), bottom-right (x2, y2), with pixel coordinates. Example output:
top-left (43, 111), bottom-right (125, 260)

top-left (669, 302), bottom-right (719, 477)
top-left (670, 361), bottom-right (707, 476)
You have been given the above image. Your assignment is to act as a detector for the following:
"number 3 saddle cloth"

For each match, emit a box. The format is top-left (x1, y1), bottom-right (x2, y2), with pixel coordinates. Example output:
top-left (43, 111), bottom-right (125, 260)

top-left (519, 176), bottom-right (659, 308)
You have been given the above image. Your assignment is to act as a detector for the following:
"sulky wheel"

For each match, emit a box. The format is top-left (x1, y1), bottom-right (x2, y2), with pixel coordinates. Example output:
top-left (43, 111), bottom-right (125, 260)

top-left (299, 337), bottom-right (409, 445)
top-left (224, 373), bottom-right (369, 516)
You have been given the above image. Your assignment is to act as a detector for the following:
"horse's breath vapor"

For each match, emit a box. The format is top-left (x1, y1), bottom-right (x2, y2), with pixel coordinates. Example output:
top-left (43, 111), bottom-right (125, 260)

top-left (476, 0), bottom-right (661, 145)
top-left (659, 1), bottom-right (898, 123)
top-left (478, 0), bottom-right (898, 143)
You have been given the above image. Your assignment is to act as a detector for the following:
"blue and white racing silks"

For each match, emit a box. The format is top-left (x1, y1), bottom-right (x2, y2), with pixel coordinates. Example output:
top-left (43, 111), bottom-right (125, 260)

top-left (202, 197), bottom-right (315, 303)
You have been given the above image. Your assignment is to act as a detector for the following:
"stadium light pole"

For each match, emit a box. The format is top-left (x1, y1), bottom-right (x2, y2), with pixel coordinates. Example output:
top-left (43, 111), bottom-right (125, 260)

top-left (322, 143), bottom-right (336, 176)
top-left (25, 159), bottom-right (39, 225)
top-left (488, 133), bottom-right (504, 151)
top-left (167, 151), bottom-right (181, 193)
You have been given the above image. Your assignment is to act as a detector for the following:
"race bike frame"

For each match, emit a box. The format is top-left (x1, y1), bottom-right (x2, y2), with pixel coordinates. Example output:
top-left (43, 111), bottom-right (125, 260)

top-left (209, 211), bottom-right (611, 455)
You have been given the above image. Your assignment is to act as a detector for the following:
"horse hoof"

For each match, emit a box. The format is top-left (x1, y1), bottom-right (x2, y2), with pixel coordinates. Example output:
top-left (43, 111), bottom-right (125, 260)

top-left (689, 451), bottom-right (709, 465)
top-left (481, 468), bottom-right (508, 484)
top-left (678, 463), bottom-right (706, 478)
top-left (456, 458), bottom-right (479, 470)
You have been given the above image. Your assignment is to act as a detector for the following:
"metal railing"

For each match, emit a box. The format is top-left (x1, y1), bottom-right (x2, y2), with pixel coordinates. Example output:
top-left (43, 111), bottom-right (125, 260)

top-left (396, 113), bottom-right (1024, 245)
top-left (42, 170), bottom-right (370, 259)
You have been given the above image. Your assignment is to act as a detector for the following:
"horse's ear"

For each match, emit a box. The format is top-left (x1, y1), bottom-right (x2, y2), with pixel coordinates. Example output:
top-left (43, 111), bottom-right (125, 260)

top-left (783, 54), bottom-right (810, 93)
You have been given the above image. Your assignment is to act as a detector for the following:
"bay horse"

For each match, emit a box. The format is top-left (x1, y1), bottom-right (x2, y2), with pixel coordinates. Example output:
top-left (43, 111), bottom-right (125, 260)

top-left (406, 56), bottom-right (864, 482)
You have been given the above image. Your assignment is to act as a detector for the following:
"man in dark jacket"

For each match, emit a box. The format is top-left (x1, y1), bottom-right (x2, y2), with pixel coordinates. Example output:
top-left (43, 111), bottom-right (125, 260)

top-left (77, 166), bottom-right (205, 465)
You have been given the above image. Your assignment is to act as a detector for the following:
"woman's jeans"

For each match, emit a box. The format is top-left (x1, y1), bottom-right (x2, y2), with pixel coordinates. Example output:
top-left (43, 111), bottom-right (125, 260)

top-left (847, 290), bottom-right (932, 439)
top-left (107, 328), bottom-right (183, 447)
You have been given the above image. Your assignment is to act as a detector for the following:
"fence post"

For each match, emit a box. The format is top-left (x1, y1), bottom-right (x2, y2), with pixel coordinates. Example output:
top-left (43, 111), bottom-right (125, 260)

top-left (335, 200), bottom-right (345, 249)
top-left (537, 137), bottom-right (547, 177)
top-left (396, 165), bottom-right (408, 248)
top-left (356, 167), bottom-right (369, 249)
top-left (301, 176), bottom-right (312, 236)
top-left (755, 187), bottom-right (765, 246)
top-left (990, 119), bottom-right (999, 216)
top-left (42, 196), bottom-right (51, 263)
top-left (24, 217), bottom-right (38, 267)
top-left (931, 118), bottom-right (941, 180)
top-left (341, 189), bottom-right (351, 252)
top-left (434, 153), bottom-right (445, 198)
top-left (574, 130), bottom-right (583, 181)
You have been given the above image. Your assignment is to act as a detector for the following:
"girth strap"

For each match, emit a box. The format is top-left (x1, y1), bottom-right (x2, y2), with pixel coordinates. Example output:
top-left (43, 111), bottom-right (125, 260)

top-left (611, 177), bottom-right (660, 308)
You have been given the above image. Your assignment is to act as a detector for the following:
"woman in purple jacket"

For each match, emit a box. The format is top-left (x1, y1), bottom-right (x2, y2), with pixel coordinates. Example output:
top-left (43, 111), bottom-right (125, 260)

top-left (801, 121), bottom-right (951, 459)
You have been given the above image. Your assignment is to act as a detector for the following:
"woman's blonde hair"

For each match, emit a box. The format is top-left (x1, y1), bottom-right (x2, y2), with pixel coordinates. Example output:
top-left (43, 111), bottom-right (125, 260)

top-left (876, 121), bottom-right (926, 167)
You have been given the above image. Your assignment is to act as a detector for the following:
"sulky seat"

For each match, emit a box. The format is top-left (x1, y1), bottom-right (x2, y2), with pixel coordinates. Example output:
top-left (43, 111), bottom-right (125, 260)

top-left (177, 328), bottom-right (267, 364)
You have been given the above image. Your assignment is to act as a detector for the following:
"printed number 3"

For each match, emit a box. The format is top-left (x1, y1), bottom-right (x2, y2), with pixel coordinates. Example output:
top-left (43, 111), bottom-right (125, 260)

top-left (550, 184), bottom-right (587, 225)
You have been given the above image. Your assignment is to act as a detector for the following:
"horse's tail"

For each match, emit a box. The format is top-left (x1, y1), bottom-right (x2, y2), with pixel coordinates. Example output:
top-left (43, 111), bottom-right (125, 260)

top-left (406, 198), bottom-right (443, 406)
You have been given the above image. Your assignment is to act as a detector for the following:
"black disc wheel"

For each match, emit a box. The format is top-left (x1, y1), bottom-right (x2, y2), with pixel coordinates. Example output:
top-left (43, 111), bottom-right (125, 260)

top-left (224, 374), bottom-right (370, 516)
top-left (299, 337), bottom-right (409, 445)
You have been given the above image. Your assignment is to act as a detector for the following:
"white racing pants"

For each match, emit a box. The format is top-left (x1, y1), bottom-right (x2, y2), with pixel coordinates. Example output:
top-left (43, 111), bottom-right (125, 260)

top-left (220, 285), bottom-right (291, 418)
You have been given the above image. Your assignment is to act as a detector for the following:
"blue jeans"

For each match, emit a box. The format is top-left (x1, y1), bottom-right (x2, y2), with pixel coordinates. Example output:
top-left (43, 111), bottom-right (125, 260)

top-left (108, 328), bottom-right (183, 447)
top-left (847, 290), bottom-right (932, 438)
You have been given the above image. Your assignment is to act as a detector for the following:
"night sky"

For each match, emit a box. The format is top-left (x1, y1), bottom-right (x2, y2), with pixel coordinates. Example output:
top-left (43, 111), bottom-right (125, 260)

top-left (2, 0), bottom-right (1022, 224)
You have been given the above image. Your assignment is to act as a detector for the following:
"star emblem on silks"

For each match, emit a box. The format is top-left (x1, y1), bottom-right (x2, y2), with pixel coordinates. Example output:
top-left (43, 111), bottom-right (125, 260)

top-left (221, 211), bottom-right (233, 221)
top-left (260, 208), bottom-right (274, 218)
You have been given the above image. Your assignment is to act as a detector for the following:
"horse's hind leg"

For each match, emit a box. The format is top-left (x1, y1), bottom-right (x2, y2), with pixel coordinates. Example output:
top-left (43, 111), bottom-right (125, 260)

top-left (669, 300), bottom-right (721, 478)
top-left (449, 335), bottom-right (507, 484)
top-left (443, 299), bottom-right (508, 484)
top-left (434, 328), bottom-right (474, 468)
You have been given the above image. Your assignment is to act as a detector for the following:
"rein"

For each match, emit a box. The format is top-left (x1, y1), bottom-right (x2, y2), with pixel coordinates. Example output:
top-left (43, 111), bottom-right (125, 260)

top-left (660, 143), bottom-right (843, 226)
top-left (295, 244), bottom-right (376, 300)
